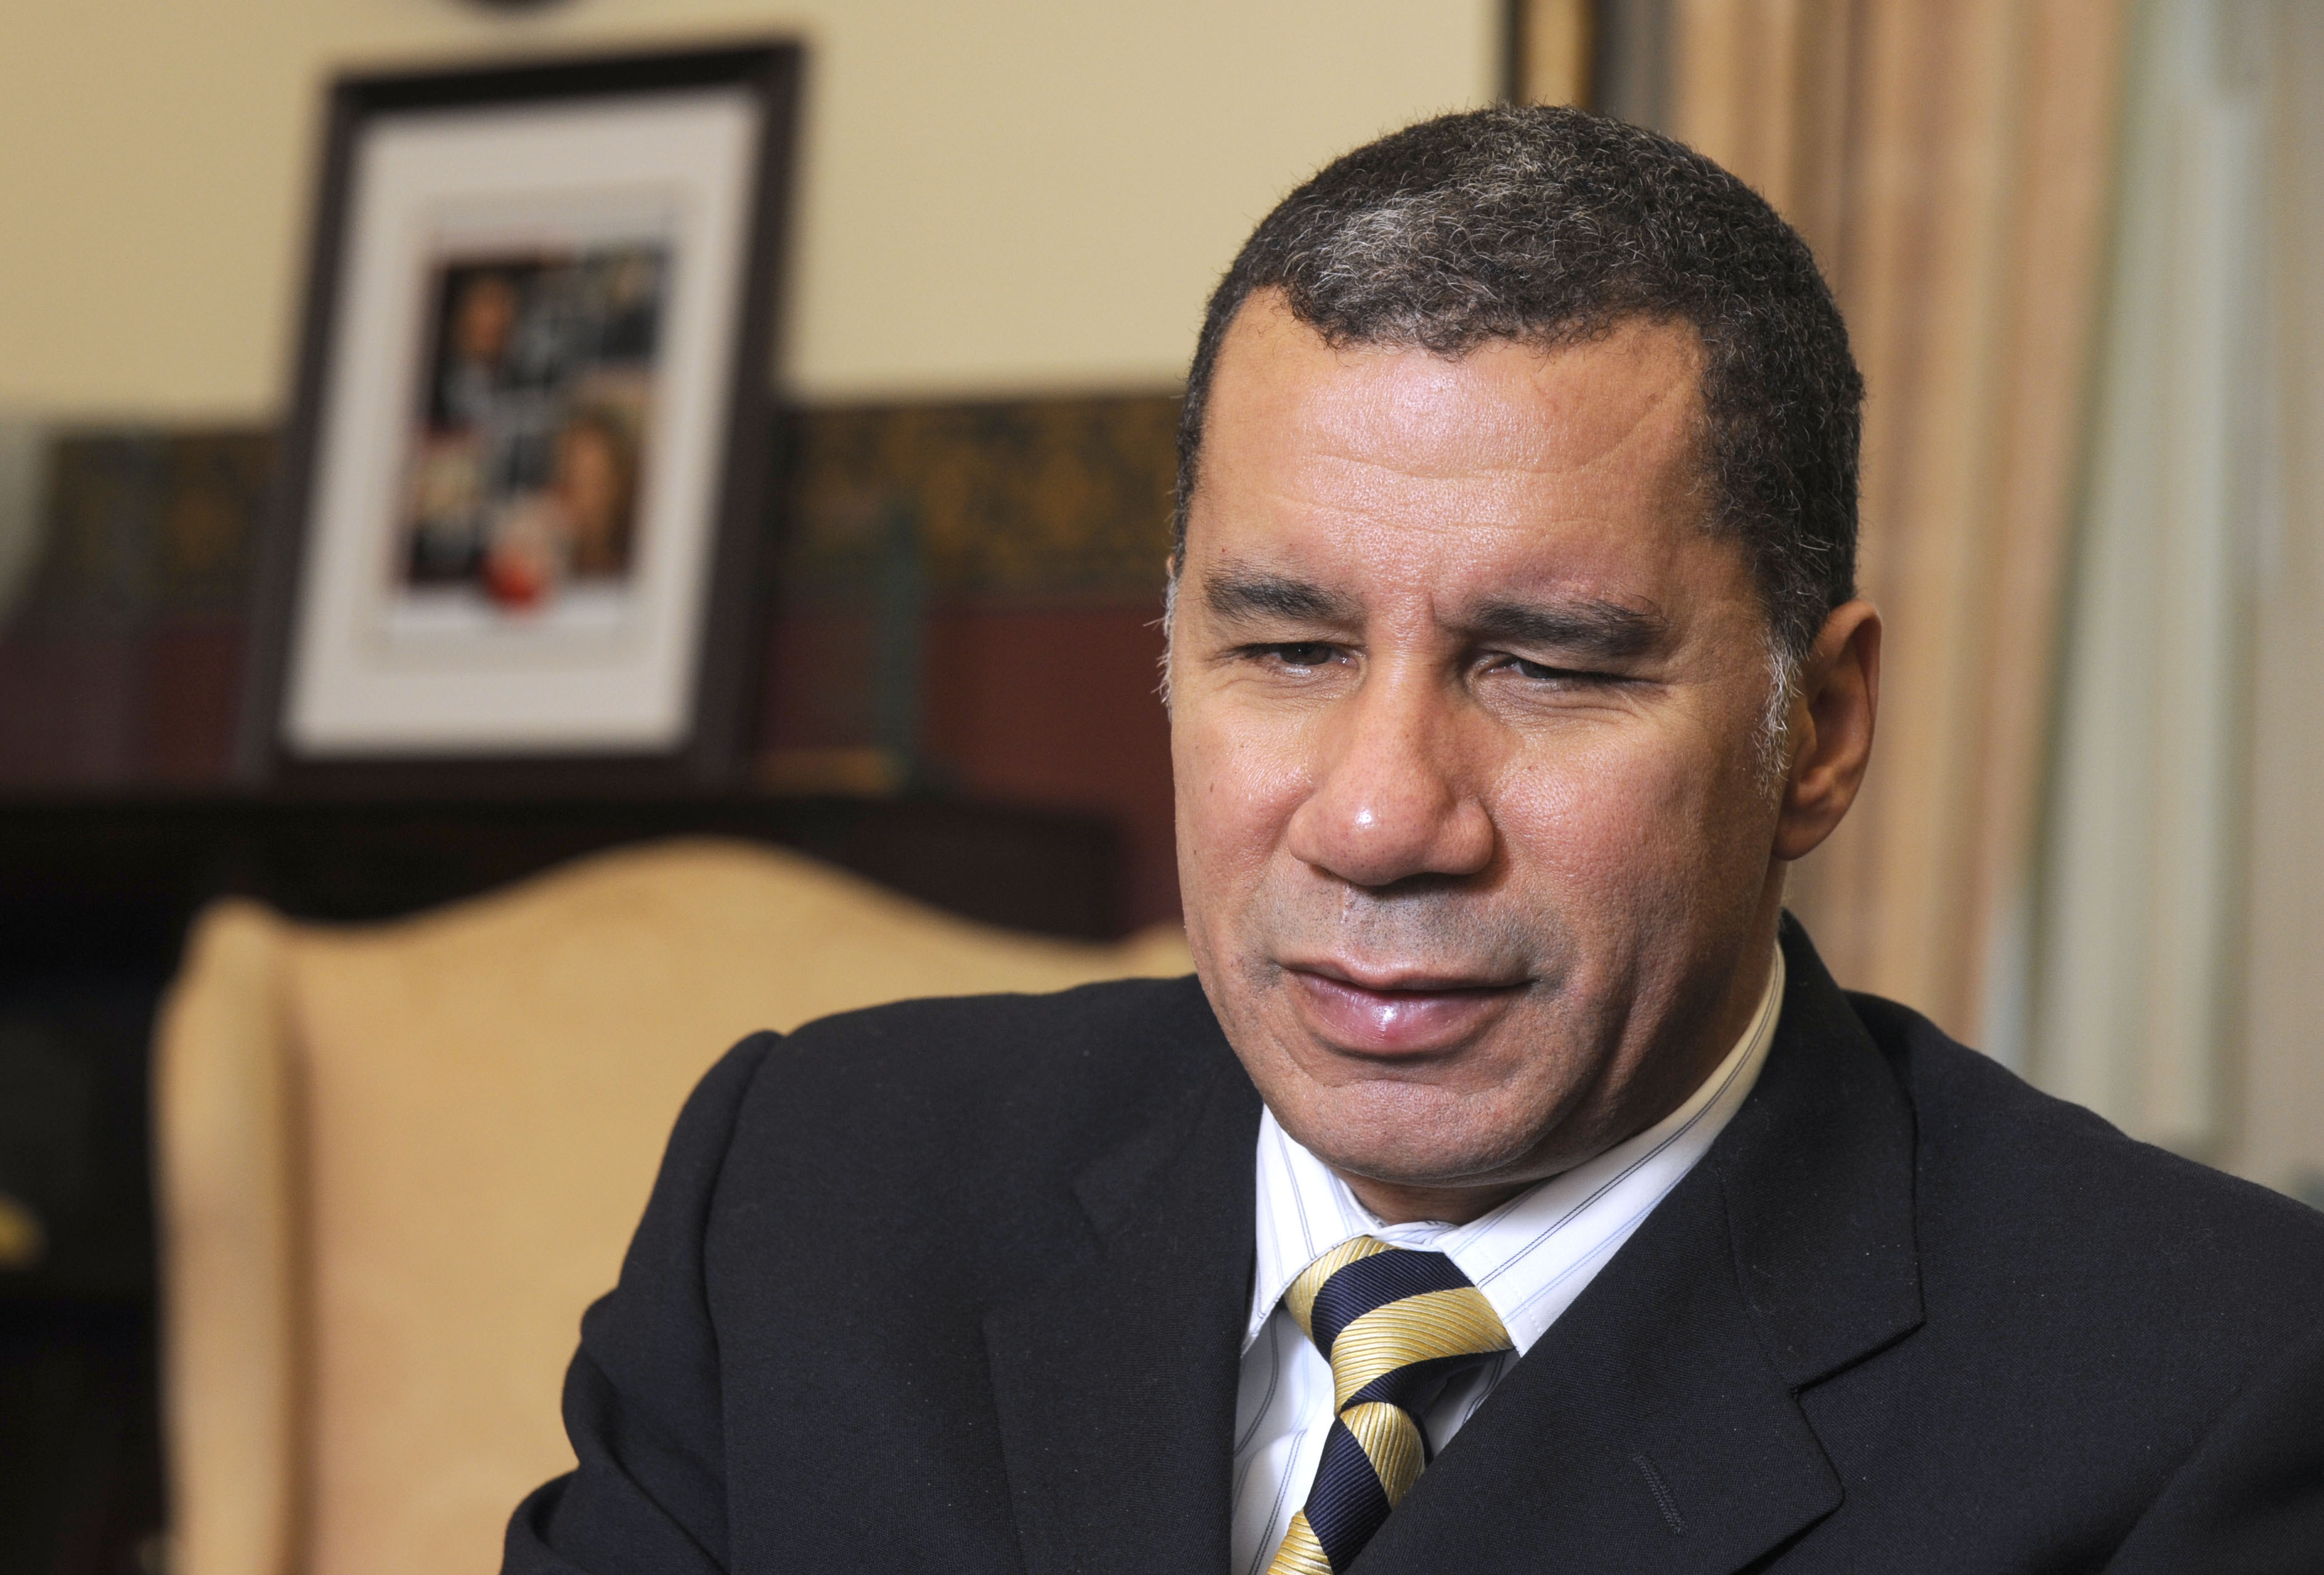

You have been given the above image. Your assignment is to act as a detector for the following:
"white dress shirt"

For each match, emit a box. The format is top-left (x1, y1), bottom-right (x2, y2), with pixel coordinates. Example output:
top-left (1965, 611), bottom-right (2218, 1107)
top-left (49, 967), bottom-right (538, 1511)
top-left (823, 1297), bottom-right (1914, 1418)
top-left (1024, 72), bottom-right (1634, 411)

top-left (1228, 946), bottom-right (1785, 1575)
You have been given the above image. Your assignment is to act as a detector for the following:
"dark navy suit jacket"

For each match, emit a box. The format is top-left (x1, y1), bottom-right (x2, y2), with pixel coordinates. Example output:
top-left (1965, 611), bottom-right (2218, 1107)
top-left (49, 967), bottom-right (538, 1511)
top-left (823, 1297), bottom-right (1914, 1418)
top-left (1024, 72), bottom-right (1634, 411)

top-left (505, 920), bottom-right (2324, 1573)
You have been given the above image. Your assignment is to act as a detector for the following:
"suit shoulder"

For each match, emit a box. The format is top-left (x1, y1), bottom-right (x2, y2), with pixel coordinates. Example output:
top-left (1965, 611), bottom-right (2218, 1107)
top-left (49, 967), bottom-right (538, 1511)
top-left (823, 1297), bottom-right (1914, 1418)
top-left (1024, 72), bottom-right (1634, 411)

top-left (730, 972), bottom-right (1231, 1166)
top-left (1848, 990), bottom-right (2324, 1301)
top-left (779, 971), bottom-right (1220, 1080)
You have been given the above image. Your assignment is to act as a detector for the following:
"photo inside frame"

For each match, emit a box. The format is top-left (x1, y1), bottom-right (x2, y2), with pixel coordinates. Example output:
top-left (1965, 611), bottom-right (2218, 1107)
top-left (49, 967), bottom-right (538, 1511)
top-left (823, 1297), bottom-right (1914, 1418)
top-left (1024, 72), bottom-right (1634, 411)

top-left (383, 194), bottom-right (679, 646)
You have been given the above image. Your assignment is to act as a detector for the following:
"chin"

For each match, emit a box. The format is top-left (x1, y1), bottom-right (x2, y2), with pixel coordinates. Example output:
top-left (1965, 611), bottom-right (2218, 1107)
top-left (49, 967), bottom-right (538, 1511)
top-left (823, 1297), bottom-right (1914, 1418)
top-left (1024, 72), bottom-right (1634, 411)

top-left (1312, 1138), bottom-right (1541, 1199)
top-left (1282, 1081), bottom-right (1546, 1190)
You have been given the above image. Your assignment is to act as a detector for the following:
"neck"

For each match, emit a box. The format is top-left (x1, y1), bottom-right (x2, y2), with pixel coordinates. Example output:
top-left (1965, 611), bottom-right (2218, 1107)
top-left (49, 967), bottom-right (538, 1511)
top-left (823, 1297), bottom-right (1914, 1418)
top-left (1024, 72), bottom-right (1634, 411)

top-left (1336, 1174), bottom-right (1534, 1227)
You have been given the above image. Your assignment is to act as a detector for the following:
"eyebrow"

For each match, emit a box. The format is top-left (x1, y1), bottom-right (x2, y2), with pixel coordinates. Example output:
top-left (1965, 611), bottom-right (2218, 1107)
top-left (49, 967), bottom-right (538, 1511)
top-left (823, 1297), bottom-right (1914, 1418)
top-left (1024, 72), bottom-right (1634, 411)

top-left (1198, 568), bottom-right (1670, 661)
top-left (1201, 569), bottom-right (1358, 625)
top-left (1463, 597), bottom-right (1671, 660)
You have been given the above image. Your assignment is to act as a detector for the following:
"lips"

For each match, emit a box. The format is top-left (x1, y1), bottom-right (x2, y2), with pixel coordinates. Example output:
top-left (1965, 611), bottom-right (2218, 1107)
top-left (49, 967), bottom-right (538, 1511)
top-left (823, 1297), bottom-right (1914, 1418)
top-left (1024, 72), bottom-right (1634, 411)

top-left (1286, 964), bottom-right (1526, 1056)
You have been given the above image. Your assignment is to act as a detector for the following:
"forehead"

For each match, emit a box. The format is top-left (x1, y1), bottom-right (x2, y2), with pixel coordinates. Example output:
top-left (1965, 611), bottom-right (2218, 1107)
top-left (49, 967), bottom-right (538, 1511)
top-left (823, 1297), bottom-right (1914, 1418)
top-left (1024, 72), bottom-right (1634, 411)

top-left (1207, 295), bottom-right (1705, 474)
top-left (1187, 295), bottom-right (1718, 602)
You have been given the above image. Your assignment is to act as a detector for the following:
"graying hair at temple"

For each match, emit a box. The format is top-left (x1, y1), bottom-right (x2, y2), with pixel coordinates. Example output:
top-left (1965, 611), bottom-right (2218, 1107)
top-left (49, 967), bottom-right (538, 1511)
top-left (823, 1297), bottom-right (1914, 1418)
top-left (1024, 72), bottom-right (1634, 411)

top-left (1171, 104), bottom-right (1864, 670)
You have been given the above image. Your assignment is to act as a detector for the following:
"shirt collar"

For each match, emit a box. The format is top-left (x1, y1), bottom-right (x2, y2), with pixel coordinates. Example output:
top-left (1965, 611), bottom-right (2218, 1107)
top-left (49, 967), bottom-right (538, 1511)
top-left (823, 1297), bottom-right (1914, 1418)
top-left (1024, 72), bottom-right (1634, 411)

top-left (1246, 942), bottom-right (1785, 1353)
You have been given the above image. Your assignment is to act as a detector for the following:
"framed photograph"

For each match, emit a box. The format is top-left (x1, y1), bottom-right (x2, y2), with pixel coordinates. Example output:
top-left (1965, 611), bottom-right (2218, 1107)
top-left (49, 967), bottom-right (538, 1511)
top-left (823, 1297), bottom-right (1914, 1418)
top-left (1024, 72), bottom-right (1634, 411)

top-left (243, 43), bottom-right (801, 788)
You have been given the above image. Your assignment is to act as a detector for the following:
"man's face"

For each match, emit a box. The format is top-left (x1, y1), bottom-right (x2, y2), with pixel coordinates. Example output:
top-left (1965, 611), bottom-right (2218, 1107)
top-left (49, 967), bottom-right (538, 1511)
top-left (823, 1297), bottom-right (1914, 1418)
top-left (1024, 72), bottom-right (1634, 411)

top-left (1170, 295), bottom-right (1791, 1204)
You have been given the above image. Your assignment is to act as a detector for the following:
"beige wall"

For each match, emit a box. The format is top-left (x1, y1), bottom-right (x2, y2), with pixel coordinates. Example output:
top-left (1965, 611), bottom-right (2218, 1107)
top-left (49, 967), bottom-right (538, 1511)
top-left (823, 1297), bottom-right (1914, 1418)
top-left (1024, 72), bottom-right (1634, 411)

top-left (0, 0), bottom-right (1496, 420)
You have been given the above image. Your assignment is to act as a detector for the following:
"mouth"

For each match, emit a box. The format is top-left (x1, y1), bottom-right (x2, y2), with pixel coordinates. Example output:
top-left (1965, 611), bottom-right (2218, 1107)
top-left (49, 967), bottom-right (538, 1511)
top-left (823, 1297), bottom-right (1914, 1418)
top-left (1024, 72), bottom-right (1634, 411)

top-left (1282, 959), bottom-right (1528, 1056)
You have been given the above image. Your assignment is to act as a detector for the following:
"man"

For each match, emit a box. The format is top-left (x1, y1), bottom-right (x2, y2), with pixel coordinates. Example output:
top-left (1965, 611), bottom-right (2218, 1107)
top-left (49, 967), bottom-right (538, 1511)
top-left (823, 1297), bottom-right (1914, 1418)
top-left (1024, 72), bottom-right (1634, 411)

top-left (506, 108), bottom-right (2324, 1574)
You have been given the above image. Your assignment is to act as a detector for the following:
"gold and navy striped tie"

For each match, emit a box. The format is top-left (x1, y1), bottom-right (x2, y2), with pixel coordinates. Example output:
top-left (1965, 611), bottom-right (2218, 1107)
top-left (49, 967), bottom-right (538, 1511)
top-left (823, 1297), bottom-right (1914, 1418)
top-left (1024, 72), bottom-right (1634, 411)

top-left (1265, 1236), bottom-right (1514, 1574)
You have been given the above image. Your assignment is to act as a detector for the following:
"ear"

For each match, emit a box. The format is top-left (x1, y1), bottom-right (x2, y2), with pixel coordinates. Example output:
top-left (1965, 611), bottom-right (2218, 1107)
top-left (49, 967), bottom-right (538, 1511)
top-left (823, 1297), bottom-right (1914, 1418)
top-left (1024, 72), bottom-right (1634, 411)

top-left (1774, 598), bottom-right (1882, 861)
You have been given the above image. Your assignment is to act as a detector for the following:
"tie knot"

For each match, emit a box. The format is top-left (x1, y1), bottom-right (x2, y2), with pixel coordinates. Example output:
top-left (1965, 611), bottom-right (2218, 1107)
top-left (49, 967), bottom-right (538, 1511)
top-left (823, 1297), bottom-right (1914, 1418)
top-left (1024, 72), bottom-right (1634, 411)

top-left (1285, 1236), bottom-right (1513, 1414)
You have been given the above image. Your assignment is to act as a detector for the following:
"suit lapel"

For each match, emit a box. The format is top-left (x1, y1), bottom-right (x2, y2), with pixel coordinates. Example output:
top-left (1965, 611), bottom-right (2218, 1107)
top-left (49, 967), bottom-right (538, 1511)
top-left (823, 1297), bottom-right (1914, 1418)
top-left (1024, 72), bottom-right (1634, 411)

top-left (1353, 918), bottom-right (1923, 1574)
top-left (984, 1049), bottom-right (1262, 1575)
top-left (1713, 916), bottom-right (1924, 1391)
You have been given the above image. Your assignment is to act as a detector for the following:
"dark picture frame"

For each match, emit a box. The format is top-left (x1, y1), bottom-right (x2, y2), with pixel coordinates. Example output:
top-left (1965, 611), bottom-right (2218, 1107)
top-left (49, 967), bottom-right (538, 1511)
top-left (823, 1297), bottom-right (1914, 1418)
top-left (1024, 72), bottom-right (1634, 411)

top-left (242, 43), bottom-right (802, 793)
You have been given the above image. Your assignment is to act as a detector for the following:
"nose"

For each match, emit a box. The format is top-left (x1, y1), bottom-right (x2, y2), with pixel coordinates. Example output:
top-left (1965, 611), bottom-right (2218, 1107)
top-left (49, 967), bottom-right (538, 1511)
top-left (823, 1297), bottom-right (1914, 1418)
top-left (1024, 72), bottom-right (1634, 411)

top-left (1284, 664), bottom-right (1496, 889)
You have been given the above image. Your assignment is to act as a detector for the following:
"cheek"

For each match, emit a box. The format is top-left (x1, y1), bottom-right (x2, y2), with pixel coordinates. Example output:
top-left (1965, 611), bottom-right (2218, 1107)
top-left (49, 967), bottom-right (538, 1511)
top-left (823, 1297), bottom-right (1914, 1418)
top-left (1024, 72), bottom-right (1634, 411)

top-left (1172, 700), bottom-right (1315, 898)
top-left (1491, 723), bottom-right (1752, 924)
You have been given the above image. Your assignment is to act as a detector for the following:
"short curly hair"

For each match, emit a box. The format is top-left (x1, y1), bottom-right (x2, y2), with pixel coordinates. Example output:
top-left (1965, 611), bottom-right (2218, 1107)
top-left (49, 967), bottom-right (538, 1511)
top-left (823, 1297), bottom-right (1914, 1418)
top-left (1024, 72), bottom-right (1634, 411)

top-left (1174, 104), bottom-right (1862, 664)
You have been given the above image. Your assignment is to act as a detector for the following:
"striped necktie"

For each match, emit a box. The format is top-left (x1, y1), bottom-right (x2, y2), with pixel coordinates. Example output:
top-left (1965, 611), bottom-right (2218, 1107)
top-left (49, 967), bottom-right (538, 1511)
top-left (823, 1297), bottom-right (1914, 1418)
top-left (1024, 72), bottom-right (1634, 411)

top-left (1265, 1236), bottom-right (1514, 1574)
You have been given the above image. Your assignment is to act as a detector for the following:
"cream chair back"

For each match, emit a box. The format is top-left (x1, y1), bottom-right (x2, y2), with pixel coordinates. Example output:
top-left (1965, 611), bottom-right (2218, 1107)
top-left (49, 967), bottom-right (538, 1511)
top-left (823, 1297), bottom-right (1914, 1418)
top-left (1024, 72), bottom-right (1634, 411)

top-left (154, 837), bottom-right (1193, 1575)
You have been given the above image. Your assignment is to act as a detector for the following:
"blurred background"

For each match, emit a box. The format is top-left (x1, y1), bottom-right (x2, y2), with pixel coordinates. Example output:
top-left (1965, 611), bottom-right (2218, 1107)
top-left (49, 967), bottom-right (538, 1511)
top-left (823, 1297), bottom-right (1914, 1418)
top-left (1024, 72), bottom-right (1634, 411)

top-left (1, 1), bottom-right (2320, 1572)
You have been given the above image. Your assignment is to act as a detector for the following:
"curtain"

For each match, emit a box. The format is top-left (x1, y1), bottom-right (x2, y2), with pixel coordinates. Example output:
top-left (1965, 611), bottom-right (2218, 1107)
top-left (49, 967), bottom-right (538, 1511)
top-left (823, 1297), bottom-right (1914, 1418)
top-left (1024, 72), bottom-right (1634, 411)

top-left (2030, 0), bottom-right (2324, 1187)
top-left (2240, 4), bottom-right (2324, 1200)
top-left (2029, 0), bottom-right (2324, 1196)
top-left (2029, 0), bottom-right (2263, 1153)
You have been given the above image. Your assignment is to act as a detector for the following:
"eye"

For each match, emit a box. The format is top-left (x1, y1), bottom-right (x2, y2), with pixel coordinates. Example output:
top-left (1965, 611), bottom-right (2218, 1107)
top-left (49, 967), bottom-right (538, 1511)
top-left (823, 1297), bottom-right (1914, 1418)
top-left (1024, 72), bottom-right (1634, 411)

top-left (1254, 641), bottom-right (1340, 669)
top-left (1499, 655), bottom-right (1620, 686)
